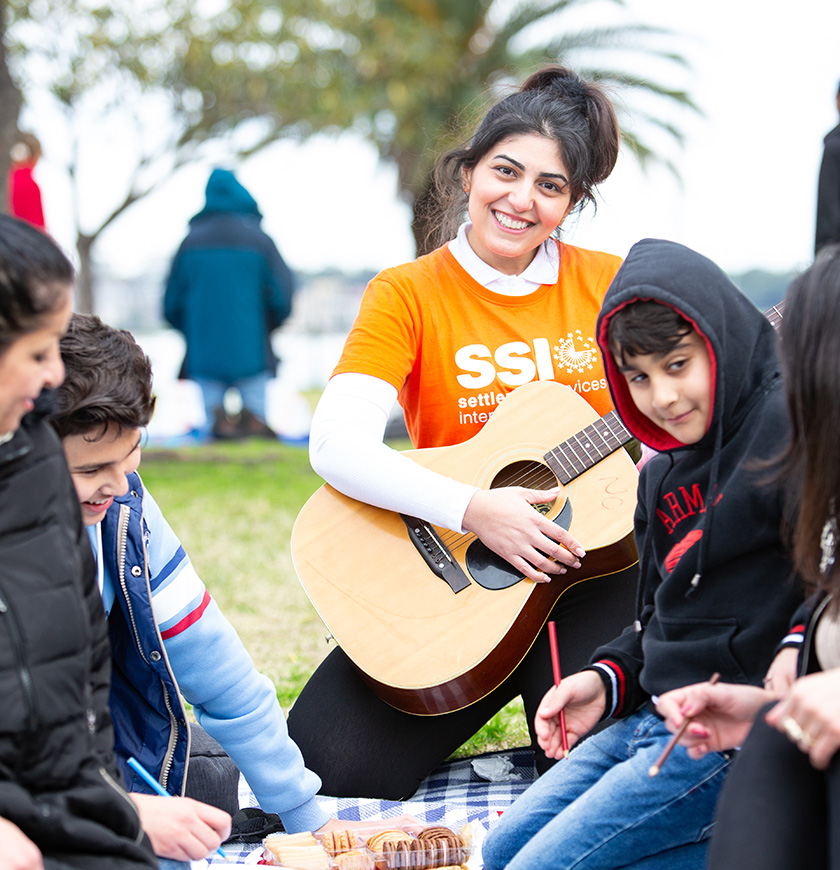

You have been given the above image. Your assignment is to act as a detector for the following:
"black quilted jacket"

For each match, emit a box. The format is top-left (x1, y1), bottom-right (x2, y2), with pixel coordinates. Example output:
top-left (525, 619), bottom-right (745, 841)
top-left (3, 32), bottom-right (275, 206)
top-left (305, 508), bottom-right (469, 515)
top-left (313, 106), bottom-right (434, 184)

top-left (0, 408), bottom-right (156, 869)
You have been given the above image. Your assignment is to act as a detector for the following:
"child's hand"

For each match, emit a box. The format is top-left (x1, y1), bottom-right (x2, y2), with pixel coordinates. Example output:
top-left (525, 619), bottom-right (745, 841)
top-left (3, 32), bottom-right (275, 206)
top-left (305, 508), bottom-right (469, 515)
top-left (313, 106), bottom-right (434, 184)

top-left (766, 667), bottom-right (840, 770)
top-left (0, 816), bottom-right (44, 869)
top-left (534, 670), bottom-right (605, 758)
top-left (655, 682), bottom-right (770, 758)
top-left (762, 646), bottom-right (799, 696)
top-left (131, 793), bottom-right (231, 861)
top-left (462, 487), bottom-right (585, 583)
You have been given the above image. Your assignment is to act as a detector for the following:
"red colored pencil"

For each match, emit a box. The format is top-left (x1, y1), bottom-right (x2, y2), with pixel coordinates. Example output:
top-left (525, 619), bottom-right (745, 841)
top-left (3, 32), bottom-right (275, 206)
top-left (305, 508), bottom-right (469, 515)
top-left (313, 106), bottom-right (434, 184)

top-left (547, 620), bottom-right (569, 758)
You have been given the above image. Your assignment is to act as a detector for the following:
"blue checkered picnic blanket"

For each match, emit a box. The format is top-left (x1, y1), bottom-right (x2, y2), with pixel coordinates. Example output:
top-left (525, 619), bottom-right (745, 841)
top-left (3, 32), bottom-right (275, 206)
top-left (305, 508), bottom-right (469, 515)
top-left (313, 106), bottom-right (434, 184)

top-left (203, 748), bottom-right (538, 866)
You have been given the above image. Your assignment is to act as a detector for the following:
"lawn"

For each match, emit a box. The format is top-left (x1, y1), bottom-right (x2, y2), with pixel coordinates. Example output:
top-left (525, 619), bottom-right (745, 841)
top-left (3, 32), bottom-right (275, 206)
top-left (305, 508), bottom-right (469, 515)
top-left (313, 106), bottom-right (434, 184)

top-left (138, 438), bottom-right (529, 759)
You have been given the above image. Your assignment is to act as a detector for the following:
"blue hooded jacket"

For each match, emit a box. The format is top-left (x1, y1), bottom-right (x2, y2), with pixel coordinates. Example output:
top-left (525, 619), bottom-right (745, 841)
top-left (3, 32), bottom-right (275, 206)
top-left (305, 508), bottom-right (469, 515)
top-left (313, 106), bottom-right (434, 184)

top-left (163, 168), bottom-right (294, 381)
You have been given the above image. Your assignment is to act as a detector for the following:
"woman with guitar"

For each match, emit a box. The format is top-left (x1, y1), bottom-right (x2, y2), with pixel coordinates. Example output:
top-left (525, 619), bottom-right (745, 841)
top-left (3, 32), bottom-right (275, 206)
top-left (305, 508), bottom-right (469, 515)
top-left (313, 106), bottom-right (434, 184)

top-left (287, 65), bottom-right (639, 799)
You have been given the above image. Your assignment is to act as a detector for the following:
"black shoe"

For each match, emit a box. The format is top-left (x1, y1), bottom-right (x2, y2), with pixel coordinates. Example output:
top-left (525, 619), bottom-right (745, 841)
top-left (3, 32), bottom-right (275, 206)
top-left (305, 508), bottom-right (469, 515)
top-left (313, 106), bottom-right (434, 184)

top-left (211, 407), bottom-right (243, 440)
top-left (237, 408), bottom-right (278, 440)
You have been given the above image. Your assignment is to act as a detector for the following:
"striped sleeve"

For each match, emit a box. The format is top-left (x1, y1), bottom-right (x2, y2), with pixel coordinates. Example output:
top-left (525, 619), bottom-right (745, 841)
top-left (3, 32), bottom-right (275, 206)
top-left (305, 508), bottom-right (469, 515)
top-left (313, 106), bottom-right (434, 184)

top-left (778, 623), bottom-right (806, 649)
top-left (587, 660), bottom-right (627, 719)
top-left (143, 489), bottom-right (213, 640)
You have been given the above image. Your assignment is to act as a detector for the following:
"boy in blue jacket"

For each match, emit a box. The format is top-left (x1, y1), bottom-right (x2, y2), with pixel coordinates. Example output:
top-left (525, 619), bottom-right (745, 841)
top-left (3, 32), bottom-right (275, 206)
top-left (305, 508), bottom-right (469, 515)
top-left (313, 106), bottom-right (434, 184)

top-left (482, 239), bottom-right (805, 870)
top-left (50, 313), bottom-right (332, 867)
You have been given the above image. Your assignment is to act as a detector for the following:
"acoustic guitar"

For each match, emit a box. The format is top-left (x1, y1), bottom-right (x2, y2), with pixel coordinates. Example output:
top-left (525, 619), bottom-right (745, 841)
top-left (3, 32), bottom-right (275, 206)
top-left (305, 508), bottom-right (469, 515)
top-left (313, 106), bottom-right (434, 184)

top-left (293, 302), bottom-right (786, 716)
top-left (292, 380), bottom-right (640, 715)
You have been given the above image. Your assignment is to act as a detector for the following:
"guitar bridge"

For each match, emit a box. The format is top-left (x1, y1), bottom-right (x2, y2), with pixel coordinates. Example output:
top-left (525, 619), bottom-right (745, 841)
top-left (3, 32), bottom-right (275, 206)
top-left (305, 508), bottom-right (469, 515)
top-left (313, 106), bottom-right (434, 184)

top-left (399, 515), bottom-right (471, 594)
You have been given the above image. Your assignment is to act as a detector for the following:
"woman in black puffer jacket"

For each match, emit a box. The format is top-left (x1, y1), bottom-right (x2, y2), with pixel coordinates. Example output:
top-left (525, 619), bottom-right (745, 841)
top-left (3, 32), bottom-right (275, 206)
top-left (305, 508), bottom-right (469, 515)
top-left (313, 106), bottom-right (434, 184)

top-left (0, 215), bottom-right (157, 870)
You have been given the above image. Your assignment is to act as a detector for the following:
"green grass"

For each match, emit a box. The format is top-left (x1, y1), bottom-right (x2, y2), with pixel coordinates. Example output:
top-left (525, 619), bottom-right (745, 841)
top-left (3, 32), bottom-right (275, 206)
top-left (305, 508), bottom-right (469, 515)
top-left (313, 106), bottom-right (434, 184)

top-left (139, 439), bottom-right (529, 760)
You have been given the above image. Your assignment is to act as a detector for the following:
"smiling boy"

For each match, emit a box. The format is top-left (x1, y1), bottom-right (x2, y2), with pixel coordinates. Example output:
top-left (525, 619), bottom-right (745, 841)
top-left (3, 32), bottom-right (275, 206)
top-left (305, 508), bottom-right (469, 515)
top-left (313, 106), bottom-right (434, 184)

top-left (50, 313), bottom-right (332, 868)
top-left (481, 239), bottom-right (805, 870)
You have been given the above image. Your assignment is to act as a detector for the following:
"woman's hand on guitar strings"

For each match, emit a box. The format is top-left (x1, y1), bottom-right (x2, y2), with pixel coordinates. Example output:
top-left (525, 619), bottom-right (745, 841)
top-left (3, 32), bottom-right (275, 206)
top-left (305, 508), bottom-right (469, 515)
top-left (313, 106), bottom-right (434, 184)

top-left (462, 486), bottom-right (586, 583)
top-left (535, 670), bottom-right (606, 758)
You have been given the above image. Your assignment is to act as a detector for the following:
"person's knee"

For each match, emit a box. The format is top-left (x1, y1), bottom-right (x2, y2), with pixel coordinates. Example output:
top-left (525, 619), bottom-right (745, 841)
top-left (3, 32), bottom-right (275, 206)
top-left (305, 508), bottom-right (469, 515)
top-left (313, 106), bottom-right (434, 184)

top-left (481, 819), bottom-right (519, 870)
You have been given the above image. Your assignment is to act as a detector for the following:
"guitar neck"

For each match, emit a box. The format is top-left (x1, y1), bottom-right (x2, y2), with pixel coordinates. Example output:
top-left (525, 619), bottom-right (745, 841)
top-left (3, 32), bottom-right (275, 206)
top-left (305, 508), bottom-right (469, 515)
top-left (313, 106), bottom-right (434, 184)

top-left (765, 300), bottom-right (785, 333)
top-left (543, 298), bottom-right (784, 487)
top-left (544, 410), bottom-right (633, 485)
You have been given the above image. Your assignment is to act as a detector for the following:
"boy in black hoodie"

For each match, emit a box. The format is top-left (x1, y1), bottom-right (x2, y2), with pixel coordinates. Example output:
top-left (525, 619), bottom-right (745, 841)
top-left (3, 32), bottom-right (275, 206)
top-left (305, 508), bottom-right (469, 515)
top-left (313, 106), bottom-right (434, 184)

top-left (482, 239), bottom-right (804, 870)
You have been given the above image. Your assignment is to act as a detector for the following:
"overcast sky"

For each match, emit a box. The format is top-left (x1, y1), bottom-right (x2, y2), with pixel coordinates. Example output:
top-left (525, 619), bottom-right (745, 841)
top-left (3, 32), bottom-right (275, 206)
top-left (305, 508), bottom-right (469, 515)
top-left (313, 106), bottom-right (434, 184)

top-left (33, 0), bottom-right (840, 280)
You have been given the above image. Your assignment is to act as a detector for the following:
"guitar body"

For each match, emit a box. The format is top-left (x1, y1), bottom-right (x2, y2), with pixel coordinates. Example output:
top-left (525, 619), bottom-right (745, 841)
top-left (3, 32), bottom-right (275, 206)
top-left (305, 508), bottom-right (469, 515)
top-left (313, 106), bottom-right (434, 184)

top-left (292, 380), bottom-right (639, 715)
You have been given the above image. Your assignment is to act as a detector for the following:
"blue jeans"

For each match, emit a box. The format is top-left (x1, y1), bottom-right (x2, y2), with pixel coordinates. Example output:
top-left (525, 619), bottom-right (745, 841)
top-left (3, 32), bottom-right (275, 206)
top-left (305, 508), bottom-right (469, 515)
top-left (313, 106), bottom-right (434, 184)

top-left (193, 372), bottom-right (271, 436)
top-left (157, 860), bottom-right (189, 870)
top-left (481, 709), bottom-right (731, 870)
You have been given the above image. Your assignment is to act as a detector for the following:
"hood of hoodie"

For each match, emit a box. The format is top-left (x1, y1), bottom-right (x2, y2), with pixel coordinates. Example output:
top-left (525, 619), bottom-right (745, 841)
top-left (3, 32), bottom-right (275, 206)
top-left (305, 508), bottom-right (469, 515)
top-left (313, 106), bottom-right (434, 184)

top-left (190, 168), bottom-right (261, 223)
top-left (596, 238), bottom-right (780, 453)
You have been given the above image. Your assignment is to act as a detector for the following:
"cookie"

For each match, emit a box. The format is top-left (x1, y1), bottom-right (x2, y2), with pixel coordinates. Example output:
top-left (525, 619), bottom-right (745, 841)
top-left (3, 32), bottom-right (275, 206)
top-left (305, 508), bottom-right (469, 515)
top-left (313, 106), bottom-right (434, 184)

top-left (263, 834), bottom-right (331, 869)
top-left (415, 826), bottom-right (465, 868)
top-left (366, 829), bottom-right (413, 852)
top-left (323, 829), bottom-right (359, 856)
top-left (335, 848), bottom-right (375, 870)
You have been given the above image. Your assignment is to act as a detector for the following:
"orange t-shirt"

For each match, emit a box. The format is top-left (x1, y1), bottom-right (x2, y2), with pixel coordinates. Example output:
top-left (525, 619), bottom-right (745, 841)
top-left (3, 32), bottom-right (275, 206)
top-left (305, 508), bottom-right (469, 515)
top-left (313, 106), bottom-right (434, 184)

top-left (334, 241), bottom-right (622, 449)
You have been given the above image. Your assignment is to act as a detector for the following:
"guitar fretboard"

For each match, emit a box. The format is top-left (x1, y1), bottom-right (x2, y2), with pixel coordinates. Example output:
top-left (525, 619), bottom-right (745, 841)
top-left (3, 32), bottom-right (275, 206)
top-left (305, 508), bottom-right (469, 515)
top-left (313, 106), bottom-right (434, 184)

top-left (543, 410), bottom-right (632, 485)
top-left (542, 298), bottom-right (785, 486)
top-left (765, 301), bottom-right (785, 333)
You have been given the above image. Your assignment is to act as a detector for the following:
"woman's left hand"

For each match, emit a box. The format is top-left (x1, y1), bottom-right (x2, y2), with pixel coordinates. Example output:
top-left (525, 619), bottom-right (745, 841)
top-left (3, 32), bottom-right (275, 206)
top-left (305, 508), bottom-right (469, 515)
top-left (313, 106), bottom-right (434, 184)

top-left (766, 667), bottom-right (840, 769)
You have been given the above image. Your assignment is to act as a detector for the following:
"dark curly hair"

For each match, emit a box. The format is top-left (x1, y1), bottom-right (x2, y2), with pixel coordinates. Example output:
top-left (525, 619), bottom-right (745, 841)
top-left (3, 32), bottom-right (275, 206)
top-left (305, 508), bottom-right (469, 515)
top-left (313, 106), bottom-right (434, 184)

top-left (51, 313), bottom-right (156, 439)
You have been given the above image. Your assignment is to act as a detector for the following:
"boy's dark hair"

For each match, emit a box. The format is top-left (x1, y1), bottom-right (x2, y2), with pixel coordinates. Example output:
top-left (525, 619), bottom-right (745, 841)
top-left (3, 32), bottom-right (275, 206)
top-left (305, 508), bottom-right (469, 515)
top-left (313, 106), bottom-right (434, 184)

top-left (607, 299), bottom-right (693, 365)
top-left (0, 214), bottom-right (74, 353)
top-left (51, 313), bottom-right (156, 439)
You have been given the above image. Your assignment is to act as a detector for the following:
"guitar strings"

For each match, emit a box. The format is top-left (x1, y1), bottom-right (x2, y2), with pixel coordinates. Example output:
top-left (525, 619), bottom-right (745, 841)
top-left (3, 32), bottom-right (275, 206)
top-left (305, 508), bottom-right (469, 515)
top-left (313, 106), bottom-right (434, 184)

top-left (430, 410), bottom-right (633, 557)
top-left (435, 462), bottom-right (561, 555)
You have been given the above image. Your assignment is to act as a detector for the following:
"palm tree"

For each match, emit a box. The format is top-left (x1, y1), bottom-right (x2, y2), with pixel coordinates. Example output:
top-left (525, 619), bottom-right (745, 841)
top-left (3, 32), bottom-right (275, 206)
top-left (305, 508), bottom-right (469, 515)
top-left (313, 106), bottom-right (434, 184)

top-left (1, 0), bottom-right (693, 310)
top-left (297, 0), bottom-right (695, 252)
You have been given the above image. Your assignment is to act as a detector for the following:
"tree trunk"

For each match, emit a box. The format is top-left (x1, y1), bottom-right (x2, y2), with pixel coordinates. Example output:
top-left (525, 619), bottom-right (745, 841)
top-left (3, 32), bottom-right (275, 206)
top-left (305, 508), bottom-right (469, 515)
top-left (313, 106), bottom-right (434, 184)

top-left (0, 0), bottom-right (22, 214)
top-left (75, 232), bottom-right (95, 313)
top-left (411, 181), bottom-right (436, 257)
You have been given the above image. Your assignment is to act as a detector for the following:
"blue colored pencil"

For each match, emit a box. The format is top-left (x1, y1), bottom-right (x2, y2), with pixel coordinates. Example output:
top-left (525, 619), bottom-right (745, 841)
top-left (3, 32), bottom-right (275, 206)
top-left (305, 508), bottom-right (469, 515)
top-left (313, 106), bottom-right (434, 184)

top-left (127, 756), bottom-right (231, 863)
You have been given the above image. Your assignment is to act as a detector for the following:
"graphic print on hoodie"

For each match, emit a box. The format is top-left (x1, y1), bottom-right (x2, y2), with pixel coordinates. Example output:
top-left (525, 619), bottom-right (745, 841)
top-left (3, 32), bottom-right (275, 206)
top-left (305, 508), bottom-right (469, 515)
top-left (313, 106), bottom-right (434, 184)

top-left (586, 239), bottom-right (803, 718)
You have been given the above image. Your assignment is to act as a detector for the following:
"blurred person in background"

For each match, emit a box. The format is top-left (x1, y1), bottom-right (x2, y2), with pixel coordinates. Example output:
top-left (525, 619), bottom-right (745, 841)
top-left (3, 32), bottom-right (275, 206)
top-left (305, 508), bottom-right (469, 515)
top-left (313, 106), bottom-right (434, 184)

top-left (816, 79), bottom-right (840, 255)
top-left (163, 168), bottom-right (295, 441)
top-left (7, 132), bottom-right (46, 232)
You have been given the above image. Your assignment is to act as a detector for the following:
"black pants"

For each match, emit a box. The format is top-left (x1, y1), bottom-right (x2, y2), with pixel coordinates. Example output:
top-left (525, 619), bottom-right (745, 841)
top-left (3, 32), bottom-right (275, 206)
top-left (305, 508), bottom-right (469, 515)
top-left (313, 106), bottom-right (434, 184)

top-left (709, 703), bottom-right (840, 870)
top-left (184, 723), bottom-right (241, 817)
top-left (287, 565), bottom-right (638, 799)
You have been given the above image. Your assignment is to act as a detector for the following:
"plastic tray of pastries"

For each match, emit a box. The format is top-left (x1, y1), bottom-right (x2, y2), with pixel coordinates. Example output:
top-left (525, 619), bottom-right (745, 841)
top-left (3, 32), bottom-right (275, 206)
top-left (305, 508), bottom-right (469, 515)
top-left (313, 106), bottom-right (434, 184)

top-left (263, 823), bottom-right (472, 869)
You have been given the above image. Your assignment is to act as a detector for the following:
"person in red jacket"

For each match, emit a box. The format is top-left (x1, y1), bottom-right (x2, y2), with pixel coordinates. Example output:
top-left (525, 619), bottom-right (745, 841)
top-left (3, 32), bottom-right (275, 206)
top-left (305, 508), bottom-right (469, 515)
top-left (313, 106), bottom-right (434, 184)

top-left (7, 132), bottom-right (46, 232)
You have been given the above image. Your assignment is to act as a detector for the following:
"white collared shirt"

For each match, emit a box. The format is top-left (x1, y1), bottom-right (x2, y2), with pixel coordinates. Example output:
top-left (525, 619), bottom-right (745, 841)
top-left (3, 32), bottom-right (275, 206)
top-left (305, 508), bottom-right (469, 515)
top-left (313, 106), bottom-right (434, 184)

top-left (448, 221), bottom-right (560, 296)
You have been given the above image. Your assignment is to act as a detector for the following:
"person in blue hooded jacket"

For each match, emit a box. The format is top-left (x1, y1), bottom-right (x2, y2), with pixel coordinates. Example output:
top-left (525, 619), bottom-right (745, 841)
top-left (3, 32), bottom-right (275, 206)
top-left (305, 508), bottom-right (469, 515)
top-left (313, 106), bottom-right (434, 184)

top-left (163, 168), bottom-right (295, 440)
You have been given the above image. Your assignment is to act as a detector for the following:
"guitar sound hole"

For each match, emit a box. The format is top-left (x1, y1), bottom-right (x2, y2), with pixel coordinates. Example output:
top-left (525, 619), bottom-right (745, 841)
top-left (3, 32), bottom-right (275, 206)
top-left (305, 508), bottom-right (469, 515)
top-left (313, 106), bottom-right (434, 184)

top-left (491, 460), bottom-right (558, 516)
top-left (468, 466), bottom-right (573, 590)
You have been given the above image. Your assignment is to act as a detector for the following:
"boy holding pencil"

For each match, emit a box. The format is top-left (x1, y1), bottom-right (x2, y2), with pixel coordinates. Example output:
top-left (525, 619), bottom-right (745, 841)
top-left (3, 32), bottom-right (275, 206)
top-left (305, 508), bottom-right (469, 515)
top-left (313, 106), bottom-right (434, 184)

top-left (49, 313), bottom-right (342, 868)
top-left (482, 239), bottom-right (805, 870)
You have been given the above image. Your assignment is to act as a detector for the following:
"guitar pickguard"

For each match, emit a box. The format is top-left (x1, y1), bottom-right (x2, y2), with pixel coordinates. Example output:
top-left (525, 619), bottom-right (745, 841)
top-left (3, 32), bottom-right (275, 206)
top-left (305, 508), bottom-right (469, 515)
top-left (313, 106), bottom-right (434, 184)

top-left (466, 497), bottom-right (573, 590)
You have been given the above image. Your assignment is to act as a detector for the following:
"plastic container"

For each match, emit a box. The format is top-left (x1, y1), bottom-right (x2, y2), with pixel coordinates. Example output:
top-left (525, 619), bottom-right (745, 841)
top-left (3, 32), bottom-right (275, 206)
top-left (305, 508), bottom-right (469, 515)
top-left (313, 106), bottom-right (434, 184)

top-left (262, 823), bottom-right (473, 869)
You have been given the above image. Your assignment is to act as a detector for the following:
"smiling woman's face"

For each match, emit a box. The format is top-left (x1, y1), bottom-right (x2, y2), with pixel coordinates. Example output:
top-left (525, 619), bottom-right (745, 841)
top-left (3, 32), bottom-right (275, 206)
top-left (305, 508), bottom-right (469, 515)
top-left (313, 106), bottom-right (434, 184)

top-left (0, 287), bottom-right (72, 435)
top-left (463, 133), bottom-right (575, 276)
